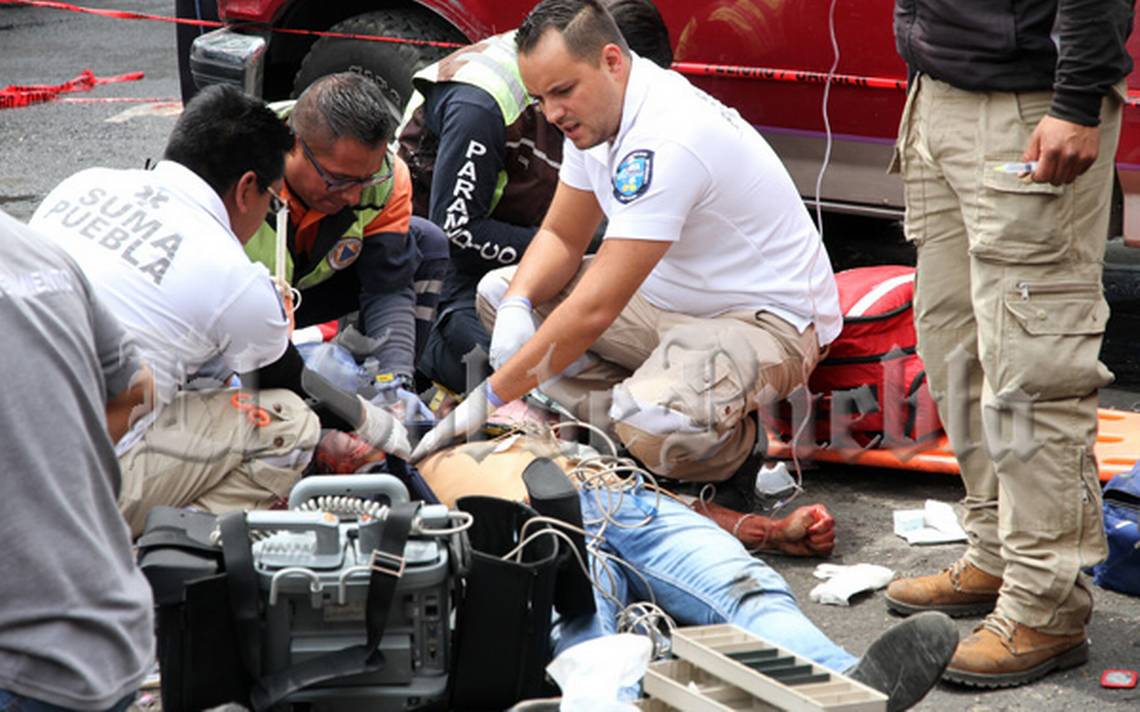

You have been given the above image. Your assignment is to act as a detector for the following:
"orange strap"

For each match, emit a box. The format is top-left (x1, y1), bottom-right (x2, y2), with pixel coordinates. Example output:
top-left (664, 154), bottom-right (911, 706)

top-left (230, 391), bottom-right (271, 427)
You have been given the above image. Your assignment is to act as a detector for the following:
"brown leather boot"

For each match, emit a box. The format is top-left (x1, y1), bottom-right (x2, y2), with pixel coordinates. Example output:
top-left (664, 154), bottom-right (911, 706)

top-left (943, 614), bottom-right (1089, 687)
top-left (885, 559), bottom-right (1001, 617)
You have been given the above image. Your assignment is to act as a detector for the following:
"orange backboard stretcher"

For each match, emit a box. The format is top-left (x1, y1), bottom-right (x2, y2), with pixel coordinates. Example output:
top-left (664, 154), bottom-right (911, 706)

top-left (767, 408), bottom-right (1140, 483)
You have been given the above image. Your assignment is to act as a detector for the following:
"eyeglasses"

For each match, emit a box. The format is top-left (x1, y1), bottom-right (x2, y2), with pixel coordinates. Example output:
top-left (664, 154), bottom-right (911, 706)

top-left (298, 136), bottom-right (393, 193)
top-left (266, 185), bottom-right (285, 214)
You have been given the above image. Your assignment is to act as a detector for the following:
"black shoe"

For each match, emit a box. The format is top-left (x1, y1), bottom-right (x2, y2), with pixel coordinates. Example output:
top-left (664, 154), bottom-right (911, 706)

top-left (849, 611), bottom-right (958, 712)
top-left (627, 416), bottom-right (766, 513)
top-left (708, 414), bottom-right (767, 513)
top-left (708, 444), bottom-right (763, 512)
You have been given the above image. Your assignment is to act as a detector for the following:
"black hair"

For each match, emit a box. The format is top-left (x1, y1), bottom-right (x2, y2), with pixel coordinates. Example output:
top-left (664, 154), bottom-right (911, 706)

top-left (291, 71), bottom-right (394, 150)
top-left (163, 84), bottom-right (293, 195)
top-left (516, 0), bottom-right (629, 64)
top-left (606, 0), bottom-right (673, 68)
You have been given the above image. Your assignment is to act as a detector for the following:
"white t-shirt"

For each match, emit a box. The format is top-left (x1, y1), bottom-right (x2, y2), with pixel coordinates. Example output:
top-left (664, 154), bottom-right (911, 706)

top-left (559, 56), bottom-right (842, 346)
top-left (31, 161), bottom-right (289, 450)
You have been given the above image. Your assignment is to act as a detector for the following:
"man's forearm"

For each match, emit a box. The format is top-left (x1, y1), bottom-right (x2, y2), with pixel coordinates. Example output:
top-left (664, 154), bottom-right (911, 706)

top-left (504, 226), bottom-right (587, 306)
top-left (488, 295), bottom-right (606, 402)
top-left (359, 288), bottom-right (416, 380)
top-left (492, 237), bottom-right (672, 402)
top-left (1052, 0), bottom-right (1131, 126)
top-left (503, 180), bottom-right (605, 306)
top-left (106, 366), bottom-right (155, 443)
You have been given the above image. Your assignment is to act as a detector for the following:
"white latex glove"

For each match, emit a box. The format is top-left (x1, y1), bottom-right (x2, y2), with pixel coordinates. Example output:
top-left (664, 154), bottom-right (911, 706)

top-left (355, 395), bottom-right (411, 460)
top-left (808, 563), bottom-right (894, 606)
top-left (389, 386), bottom-right (435, 425)
top-left (489, 296), bottom-right (536, 370)
top-left (372, 383), bottom-right (435, 425)
top-left (409, 381), bottom-right (498, 463)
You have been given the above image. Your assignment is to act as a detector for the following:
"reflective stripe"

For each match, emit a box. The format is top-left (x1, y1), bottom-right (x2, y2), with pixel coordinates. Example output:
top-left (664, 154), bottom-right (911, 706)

top-left (412, 31), bottom-right (529, 126)
top-left (268, 99), bottom-right (296, 118)
top-left (846, 273), bottom-right (915, 317)
top-left (505, 136), bottom-right (562, 171)
top-left (455, 52), bottom-right (529, 114)
top-left (414, 305), bottom-right (437, 321)
top-left (415, 279), bottom-right (444, 294)
top-left (489, 170), bottom-right (509, 214)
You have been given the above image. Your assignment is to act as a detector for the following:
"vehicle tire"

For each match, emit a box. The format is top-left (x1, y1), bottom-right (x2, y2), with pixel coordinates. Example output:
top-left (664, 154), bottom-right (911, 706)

top-left (175, 0), bottom-right (219, 104)
top-left (292, 7), bottom-right (466, 121)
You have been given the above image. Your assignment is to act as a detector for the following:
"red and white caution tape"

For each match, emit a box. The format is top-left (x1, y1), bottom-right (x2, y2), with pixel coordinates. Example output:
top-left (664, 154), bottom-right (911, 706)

top-left (4, 0), bottom-right (1140, 108)
top-left (672, 62), bottom-right (908, 92)
top-left (0, 69), bottom-right (144, 109)
top-left (0, 0), bottom-right (465, 49)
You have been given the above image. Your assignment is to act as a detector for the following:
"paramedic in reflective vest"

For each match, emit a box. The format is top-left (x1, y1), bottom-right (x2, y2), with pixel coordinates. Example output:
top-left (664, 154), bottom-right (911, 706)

top-left (885, 0), bottom-right (1132, 687)
top-left (31, 85), bottom-right (410, 537)
top-left (245, 71), bottom-right (448, 393)
top-left (412, 0), bottom-right (843, 512)
top-left (399, 0), bottom-right (673, 396)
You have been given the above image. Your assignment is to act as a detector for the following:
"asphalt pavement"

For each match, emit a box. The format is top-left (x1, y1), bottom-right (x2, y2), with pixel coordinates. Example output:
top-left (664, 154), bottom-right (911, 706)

top-left (2, 2), bottom-right (1139, 710)
top-left (0, 0), bottom-right (180, 223)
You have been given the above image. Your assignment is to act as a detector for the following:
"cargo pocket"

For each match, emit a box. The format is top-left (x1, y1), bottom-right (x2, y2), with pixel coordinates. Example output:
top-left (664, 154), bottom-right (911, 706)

top-left (997, 281), bottom-right (1112, 401)
top-left (682, 348), bottom-right (745, 431)
top-left (971, 164), bottom-right (1068, 264)
top-left (245, 390), bottom-right (319, 498)
top-left (655, 326), bottom-right (749, 430)
top-left (901, 166), bottom-right (927, 247)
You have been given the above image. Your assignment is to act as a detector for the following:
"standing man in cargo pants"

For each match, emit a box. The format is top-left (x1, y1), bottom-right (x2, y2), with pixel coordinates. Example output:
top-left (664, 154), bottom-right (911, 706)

top-left (885, 0), bottom-right (1134, 687)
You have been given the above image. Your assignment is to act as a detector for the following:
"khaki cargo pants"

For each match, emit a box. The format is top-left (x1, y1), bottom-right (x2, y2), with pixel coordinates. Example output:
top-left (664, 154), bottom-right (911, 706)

top-left (118, 388), bottom-right (320, 537)
top-left (477, 261), bottom-right (822, 482)
top-left (895, 74), bottom-right (1119, 633)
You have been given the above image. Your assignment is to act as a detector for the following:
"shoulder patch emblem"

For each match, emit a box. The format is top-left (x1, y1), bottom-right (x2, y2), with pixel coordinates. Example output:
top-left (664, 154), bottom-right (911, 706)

top-left (328, 237), bottom-right (363, 270)
top-left (612, 149), bottom-right (654, 204)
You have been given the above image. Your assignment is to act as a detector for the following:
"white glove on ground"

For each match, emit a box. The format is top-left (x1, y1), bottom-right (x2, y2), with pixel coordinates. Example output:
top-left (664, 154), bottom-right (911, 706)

top-left (809, 563), bottom-right (895, 606)
top-left (489, 296), bottom-right (536, 370)
top-left (355, 395), bottom-right (411, 460)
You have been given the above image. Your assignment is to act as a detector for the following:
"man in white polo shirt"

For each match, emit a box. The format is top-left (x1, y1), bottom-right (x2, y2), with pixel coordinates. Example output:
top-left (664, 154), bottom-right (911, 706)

top-left (411, 0), bottom-right (841, 513)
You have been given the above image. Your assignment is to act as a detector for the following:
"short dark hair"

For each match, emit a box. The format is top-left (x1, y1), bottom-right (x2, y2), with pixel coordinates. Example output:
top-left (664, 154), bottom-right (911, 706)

top-left (291, 71), bottom-right (394, 150)
top-left (163, 84), bottom-right (293, 195)
top-left (606, 0), bottom-right (672, 68)
top-left (516, 0), bottom-right (630, 64)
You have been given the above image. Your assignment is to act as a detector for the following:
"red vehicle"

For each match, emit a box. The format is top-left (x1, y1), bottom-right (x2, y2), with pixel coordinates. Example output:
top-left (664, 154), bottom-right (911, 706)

top-left (183, 0), bottom-right (1140, 242)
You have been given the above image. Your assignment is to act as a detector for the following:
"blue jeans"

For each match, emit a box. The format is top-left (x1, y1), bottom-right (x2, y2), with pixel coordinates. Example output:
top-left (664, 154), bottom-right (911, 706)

top-left (0, 690), bottom-right (135, 712)
top-left (552, 485), bottom-right (857, 674)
